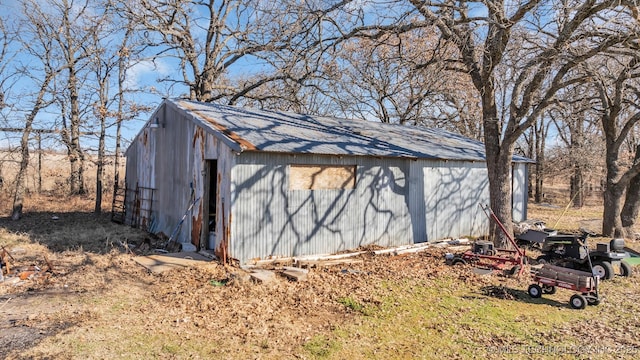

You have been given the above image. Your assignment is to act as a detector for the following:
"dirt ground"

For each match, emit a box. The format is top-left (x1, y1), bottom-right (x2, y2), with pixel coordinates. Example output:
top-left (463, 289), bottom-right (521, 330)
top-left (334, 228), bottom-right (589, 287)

top-left (1, 194), bottom-right (639, 359)
top-left (0, 207), bottom-right (456, 358)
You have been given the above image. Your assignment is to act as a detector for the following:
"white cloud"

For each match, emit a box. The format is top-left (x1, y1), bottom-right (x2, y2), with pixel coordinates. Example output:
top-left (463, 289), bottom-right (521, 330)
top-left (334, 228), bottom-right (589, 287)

top-left (124, 59), bottom-right (172, 89)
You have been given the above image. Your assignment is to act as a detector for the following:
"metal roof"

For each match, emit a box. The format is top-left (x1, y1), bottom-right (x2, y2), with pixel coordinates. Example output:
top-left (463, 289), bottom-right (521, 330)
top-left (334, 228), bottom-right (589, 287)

top-left (170, 99), bottom-right (532, 162)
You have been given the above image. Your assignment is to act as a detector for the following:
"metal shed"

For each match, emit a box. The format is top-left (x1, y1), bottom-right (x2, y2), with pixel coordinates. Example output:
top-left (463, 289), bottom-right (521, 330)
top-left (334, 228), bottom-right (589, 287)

top-left (124, 99), bottom-right (532, 264)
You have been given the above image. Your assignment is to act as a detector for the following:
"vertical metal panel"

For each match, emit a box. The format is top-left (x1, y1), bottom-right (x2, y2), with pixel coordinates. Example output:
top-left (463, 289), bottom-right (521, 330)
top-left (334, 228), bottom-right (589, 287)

top-left (124, 141), bottom-right (138, 194)
top-left (124, 127), bottom-right (157, 229)
top-left (206, 132), bottom-right (235, 257)
top-left (512, 163), bottom-right (528, 222)
top-left (408, 161), bottom-right (427, 242)
top-left (421, 160), bottom-right (490, 241)
top-left (151, 105), bottom-right (193, 242)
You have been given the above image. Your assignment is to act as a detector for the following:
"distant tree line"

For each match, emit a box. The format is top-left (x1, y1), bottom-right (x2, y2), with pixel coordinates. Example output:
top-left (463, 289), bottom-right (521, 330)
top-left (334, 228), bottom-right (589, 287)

top-left (0, 0), bottom-right (639, 239)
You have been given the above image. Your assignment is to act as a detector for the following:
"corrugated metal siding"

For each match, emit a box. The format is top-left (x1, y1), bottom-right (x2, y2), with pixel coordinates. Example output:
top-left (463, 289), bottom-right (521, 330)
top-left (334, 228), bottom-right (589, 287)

top-left (230, 153), bottom-right (414, 262)
top-left (204, 131), bottom-right (235, 257)
top-left (151, 105), bottom-right (194, 242)
top-left (512, 163), bottom-right (528, 222)
top-left (228, 153), bottom-right (493, 263)
top-left (124, 127), bottom-right (157, 229)
top-left (125, 105), bottom-right (235, 248)
top-left (421, 160), bottom-right (490, 241)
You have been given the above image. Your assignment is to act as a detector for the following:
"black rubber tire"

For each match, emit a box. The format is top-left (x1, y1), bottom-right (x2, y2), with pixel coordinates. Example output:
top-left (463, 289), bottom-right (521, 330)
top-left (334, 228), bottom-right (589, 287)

top-left (542, 285), bottom-right (556, 295)
top-left (586, 295), bottom-right (601, 306)
top-left (451, 258), bottom-right (467, 266)
top-left (570, 294), bottom-right (587, 309)
top-left (528, 284), bottom-right (542, 298)
top-left (592, 261), bottom-right (614, 280)
top-left (620, 261), bottom-right (633, 277)
top-left (536, 255), bottom-right (551, 265)
top-left (509, 265), bottom-right (521, 276)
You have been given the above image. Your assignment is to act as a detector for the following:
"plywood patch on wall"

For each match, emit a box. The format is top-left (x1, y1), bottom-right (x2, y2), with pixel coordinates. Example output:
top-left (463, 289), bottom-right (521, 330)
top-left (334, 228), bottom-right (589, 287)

top-left (289, 165), bottom-right (356, 190)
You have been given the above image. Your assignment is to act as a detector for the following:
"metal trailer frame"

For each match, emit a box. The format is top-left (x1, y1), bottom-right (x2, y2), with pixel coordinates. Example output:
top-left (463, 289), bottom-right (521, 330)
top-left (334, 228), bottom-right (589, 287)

top-left (447, 204), bottom-right (526, 277)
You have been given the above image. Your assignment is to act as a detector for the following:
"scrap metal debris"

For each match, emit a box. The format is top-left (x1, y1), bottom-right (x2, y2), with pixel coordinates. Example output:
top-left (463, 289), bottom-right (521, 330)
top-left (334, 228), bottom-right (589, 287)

top-left (0, 248), bottom-right (53, 286)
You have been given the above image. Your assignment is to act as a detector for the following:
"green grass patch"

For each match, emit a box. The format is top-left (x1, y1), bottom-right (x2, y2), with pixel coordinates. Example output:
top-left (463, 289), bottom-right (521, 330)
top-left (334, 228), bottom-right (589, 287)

top-left (337, 297), bottom-right (366, 314)
top-left (303, 335), bottom-right (341, 358)
top-left (307, 275), bottom-right (597, 359)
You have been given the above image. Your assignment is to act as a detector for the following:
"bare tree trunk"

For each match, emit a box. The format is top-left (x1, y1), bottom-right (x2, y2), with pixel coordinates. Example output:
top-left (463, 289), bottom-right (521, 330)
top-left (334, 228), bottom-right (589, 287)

top-left (621, 145), bottom-right (640, 237)
top-left (12, 77), bottom-right (52, 220)
top-left (57, 0), bottom-right (87, 196)
top-left (603, 181), bottom-right (624, 238)
top-left (570, 166), bottom-right (584, 208)
top-left (598, 55), bottom-right (640, 237)
top-left (527, 130), bottom-right (534, 200)
top-left (37, 134), bottom-right (42, 193)
top-left (534, 119), bottom-right (545, 203)
top-left (483, 96), bottom-right (514, 248)
top-left (111, 90), bottom-right (123, 217)
top-left (602, 136), bottom-right (625, 237)
top-left (67, 70), bottom-right (86, 195)
top-left (486, 150), bottom-right (515, 247)
top-left (12, 129), bottom-right (31, 220)
top-left (112, 50), bottom-right (125, 214)
top-left (94, 116), bottom-right (106, 213)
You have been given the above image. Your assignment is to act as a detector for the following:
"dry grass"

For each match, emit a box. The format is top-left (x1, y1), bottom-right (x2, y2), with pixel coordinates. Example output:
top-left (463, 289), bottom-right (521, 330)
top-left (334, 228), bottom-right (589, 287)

top-left (0, 150), bottom-right (124, 199)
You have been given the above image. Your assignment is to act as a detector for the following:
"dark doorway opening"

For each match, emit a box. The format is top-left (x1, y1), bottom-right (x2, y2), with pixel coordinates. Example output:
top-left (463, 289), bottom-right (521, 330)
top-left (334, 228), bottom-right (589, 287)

top-left (206, 160), bottom-right (218, 249)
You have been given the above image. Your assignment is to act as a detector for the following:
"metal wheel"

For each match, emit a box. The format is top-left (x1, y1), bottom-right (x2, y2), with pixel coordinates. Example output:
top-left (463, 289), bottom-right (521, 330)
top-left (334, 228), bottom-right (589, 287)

top-left (592, 261), bottom-right (614, 280)
top-left (528, 284), bottom-right (542, 298)
top-left (570, 294), bottom-right (587, 309)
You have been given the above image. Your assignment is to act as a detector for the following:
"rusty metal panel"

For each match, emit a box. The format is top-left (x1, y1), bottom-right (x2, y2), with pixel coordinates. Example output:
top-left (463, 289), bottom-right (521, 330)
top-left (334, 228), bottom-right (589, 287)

top-left (209, 134), bottom-right (235, 259)
top-left (124, 126), bottom-right (157, 229)
top-left (122, 105), bottom-right (229, 248)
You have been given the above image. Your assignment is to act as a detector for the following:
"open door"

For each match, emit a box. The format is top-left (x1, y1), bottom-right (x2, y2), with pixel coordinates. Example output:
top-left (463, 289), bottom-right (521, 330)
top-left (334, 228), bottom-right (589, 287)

top-left (204, 160), bottom-right (218, 250)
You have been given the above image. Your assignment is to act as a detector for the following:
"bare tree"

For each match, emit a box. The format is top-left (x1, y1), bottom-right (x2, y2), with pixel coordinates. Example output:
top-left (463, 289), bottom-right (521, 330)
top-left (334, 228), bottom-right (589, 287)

top-left (548, 84), bottom-right (603, 208)
top-left (88, 19), bottom-right (114, 213)
top-left (122, 0), bottom-right (354, 105)
top-left (387, 0), bottom-right (640, 245)
top-left (10, 6), bottom-right (62, 219)
top-left (528, 116), bottom-right (551, 204)
top-left (621, 144), bottom-right (640, 237)
top-left (586, 50), bottom-right (640, 236)
top-left (323, 30), bottom-right (482, 139)
top-left (27, 0), bottom-right (113, 195)
top-left (0, 16), bottom-right (13, 112)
